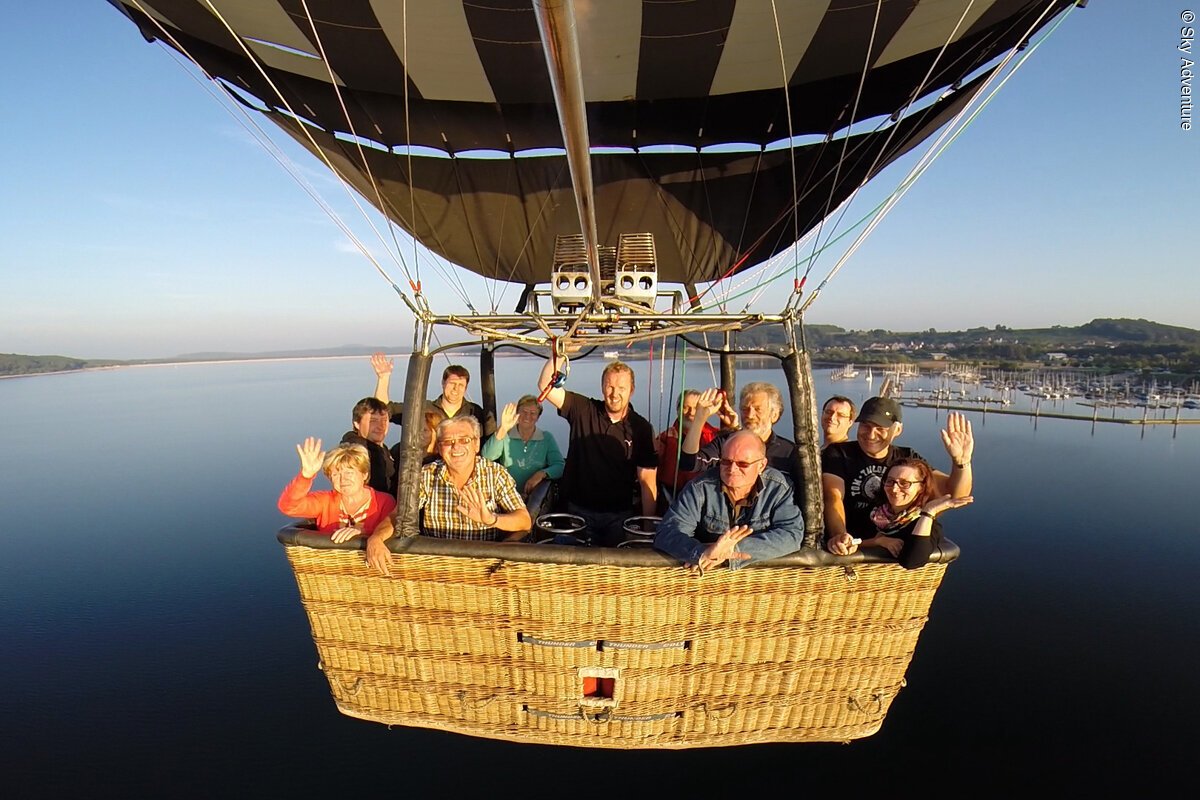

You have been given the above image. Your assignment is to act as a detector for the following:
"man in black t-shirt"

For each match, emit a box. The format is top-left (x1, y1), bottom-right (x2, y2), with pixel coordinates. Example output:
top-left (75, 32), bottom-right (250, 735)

top-left (370, 354), bottom-right (495, 437)
top-left (538, 356), bottom-right (657, 546)
top-left (823, 397), bottom-right (974, 554)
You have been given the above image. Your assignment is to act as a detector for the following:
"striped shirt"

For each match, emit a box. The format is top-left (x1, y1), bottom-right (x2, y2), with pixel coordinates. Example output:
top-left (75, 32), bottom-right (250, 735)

top-left (419, 456), bottom-right (526, 541)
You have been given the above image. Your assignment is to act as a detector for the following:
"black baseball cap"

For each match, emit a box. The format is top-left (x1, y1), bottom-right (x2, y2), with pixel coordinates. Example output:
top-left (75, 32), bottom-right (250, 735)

top-left (856, 397), bottom-right (902, 427)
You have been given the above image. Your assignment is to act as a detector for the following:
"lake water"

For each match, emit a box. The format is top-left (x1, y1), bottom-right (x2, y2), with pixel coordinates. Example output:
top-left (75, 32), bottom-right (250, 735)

top-left (2, 355), bottom-right (1197, 795)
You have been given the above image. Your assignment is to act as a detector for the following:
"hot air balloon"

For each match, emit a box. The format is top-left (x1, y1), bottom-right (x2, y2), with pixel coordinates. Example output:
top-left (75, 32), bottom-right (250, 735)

top-left (110, 0), bottom-right (1080, 747)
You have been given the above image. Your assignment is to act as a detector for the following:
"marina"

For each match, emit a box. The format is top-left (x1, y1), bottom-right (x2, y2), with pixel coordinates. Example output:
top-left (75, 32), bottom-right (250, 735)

top-left (818, 362), bottom-right (1200, 428)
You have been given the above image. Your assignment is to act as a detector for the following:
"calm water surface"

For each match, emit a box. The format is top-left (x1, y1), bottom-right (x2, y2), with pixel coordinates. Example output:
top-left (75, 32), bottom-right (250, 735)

top-left (2, 356), bottom-right (1197, 796)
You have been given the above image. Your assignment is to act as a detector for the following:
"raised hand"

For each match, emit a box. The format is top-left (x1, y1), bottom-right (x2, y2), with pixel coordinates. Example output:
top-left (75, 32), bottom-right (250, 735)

top-left (694, 388), bottom-right (724, 422)
top-left (296, 437), bottom-right (325, 479)
top-left (922, 494), bottom-right (975, 518)
top-left (455, 483), bottom-right (494, 525)
top-left (717, 392), bottom-right (739, 429)
top-left (370, 352), bottom-right (394, 377)
top-left (497, 402), bottom-right (518, 437)
top-left (941, 412), bottom-right (974, 466)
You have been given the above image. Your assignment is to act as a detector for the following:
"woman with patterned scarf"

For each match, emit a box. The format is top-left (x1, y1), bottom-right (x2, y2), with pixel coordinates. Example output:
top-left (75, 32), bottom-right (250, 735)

top-left (864, 458), bottom-right (973, 569)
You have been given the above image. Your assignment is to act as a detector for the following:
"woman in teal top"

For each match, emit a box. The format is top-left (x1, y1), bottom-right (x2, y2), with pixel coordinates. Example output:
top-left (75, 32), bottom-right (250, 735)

top-left (481, 394), bottom-right (565, 524)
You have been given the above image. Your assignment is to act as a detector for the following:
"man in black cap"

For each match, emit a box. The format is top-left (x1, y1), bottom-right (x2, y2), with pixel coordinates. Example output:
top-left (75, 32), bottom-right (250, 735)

top-left (823, 397), bottom-right (973, 555)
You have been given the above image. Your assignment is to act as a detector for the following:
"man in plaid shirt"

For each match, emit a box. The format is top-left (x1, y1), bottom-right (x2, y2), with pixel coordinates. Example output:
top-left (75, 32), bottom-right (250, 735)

top-left (366, 417), bottom-right (530, 575)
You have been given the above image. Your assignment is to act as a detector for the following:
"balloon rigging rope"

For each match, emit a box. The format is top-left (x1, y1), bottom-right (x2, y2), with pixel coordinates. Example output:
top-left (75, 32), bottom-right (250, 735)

top-left (802, 0), bottom-right (981, 290)
top-left (493, 160), bottom-right (570, 315)
top-left (133, 0), bottom-right (1073, 334)
top-left (198, 1), bottom-right (485, 314)
top-left (195, 1), bottom-right (427, 293)
top-left (140, 0), bottom-right (480, 314)
top-left (297, 0), bottom-right (415, 290)
top-left (725, 149), bottom-right (766, 310)
top-left (798, 0), bottom-right (1075, 315)
top-left (125, 0), bottom-right (422, 304)
top-left (769, 0), bottom-right (800, 283)
top-left (634, 150), bottom-right (706, 305)
top-left (741, 0), bottom-right (983, 313)
top-left (802, 0), bottom-right (883, 289)
top-left (744, 0), bottom-right (1069, 314)
top-left (402, 0), bottom-right (419, 288)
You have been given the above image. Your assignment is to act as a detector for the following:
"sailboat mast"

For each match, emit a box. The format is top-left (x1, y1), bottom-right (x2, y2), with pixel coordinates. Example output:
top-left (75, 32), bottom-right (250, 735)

top-left (533, 0), bottom-right (602, 304)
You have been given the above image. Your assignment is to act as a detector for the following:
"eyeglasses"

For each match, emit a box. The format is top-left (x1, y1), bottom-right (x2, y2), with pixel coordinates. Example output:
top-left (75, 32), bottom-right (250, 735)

top-left (883, 477), bottom-right (922, 491)
top-left (718, 457), bottom-right (764, 471)
top-left (438, 435), bottom-right (477, 447)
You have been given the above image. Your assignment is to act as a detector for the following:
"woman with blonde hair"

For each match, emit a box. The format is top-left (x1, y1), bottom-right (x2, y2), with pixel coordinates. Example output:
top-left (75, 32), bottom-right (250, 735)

top-left (278, 438), bottom-right (396, 543)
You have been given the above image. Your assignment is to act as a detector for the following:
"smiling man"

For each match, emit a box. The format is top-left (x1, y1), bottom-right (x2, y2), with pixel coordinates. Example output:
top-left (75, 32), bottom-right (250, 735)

top-left (822, 397), bottom-right (974, 555)
top-left (820, 395), bottom-right (856, 447)
top-left (340, 397), bottom-right (396, 495)
top-left (369, 353), bottom-right (495, 437)
top-left (365, 417), bottom-right (530, 576)
top-left (538, 357), bottom-right (657, 547)
top-left (654, 430), bottom-right (805, 571)
top-left (677, 383), bottom-right (797, 481)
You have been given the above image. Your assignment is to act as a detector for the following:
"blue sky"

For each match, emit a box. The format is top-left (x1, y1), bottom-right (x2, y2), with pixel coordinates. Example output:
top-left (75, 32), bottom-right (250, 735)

top-left (1, 3), bottom-right (1195, 359)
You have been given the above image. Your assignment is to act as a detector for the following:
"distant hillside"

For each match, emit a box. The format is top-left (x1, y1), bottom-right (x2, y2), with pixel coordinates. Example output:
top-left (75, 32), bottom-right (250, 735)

top-left (0, 353), bottom-right (126, 377)
top-left (172, 345), bottom-right (411, 361)
top-left (5, 318), bottom-right (1199, 378)
top-left (1077, 318), bottom-right (1200, 345)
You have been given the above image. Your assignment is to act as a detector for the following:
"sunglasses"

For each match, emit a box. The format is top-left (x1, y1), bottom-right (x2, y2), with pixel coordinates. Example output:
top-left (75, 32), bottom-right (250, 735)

top-left (718, 457), bottom-right (764, 471)
top-left (438, 435), bottom-right (477, 447)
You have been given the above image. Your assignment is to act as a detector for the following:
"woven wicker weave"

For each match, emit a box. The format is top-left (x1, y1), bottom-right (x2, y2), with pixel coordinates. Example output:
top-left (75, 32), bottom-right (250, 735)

top-left (280, 530), bottom-right (954, 748)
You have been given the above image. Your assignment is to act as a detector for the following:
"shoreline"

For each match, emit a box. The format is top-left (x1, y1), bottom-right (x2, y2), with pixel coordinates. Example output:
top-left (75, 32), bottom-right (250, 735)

top-left (0, 353), bottom-right (387, 381)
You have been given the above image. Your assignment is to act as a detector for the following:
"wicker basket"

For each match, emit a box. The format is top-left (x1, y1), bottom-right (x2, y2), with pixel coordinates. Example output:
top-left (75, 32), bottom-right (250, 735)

top-left (279, 528), bottom-right (956, 748)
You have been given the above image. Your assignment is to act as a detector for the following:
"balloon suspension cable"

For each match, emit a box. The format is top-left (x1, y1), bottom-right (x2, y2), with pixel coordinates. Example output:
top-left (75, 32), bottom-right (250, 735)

top-left (656, 334), bottom-right (672, 426)
top-left (647, 337), bottom-right (655, 418)
top-left (297, 0), bottom-right (417, 287)
top-left (799, 0), bottom-right (982, 291)
top-left (769, 0), bottom-right (802, 285)
top-left (124, 0), bottom-right (421, 312)
top-left (199, 1), bottom-right (416, 281)
top-left (718, 0), bottom-right (1009, 318)
top-left (402, 0), bottom-right (419, 288)
top-left (802, 0), bottom-right (883, 285)
top-left (197, 0), bottom-right (483, 315)
top-left (798, 0), bottom-right (1074, 316)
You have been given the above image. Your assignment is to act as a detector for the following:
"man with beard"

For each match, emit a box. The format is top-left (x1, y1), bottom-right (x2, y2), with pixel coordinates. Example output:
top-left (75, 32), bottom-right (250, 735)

top-left (677, 383), bottom-right (797, 481)
top-left (823, 397), bottom-right (973, 555)
top-left (537, 357), bottom-right (657, 547)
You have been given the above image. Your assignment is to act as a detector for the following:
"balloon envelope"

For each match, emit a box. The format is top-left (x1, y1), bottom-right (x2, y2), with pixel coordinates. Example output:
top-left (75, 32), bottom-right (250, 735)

top-left (112, 0), bottom-right (1075, 285)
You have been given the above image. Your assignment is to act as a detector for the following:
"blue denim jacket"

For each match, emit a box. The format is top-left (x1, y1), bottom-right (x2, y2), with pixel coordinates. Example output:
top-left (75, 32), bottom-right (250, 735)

top-left (653, 466), bottom-right (805, 570)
